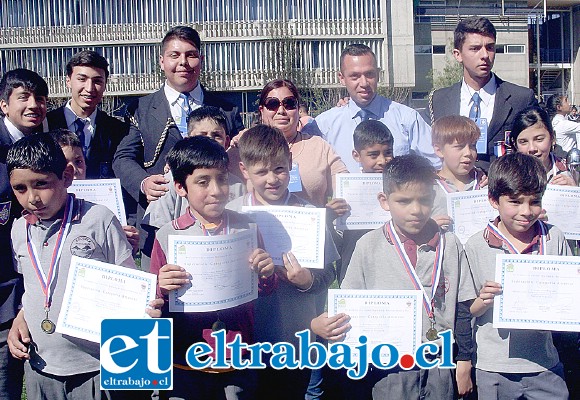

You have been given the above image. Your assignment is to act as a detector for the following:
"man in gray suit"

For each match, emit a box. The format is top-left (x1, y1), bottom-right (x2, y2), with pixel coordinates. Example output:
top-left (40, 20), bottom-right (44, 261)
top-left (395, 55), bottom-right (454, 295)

top-left (429, 16), bottom-right (536, 168)
top-left (113, 26), bottom-right (243, 266)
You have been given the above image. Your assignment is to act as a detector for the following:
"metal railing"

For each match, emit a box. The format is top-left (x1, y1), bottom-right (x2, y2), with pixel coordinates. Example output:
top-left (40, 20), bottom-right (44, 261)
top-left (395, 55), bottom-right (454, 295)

top-left (0, 19), bottom-right (384, 48)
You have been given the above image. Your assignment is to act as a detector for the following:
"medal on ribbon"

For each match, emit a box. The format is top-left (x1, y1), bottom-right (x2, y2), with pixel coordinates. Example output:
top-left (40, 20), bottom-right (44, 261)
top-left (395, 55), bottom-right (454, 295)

top-left (385, 221), bottom-right (445, 341)
top-left (27, 195), bottom-right (74, 334)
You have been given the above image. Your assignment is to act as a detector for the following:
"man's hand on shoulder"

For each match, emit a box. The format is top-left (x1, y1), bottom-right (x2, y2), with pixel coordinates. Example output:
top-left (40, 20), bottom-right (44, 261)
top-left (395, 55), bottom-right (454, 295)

top-left (142, 174), bottom-right (169, 202)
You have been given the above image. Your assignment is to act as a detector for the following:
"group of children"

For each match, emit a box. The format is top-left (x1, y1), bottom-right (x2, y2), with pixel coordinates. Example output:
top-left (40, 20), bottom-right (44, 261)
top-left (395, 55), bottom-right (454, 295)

top-left (2, 66), bottom-right (578, 400)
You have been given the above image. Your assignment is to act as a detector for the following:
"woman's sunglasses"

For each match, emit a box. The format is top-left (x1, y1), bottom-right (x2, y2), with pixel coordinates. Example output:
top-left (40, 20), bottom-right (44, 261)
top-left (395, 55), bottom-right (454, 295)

top-left (263, 96), bottom-right (298, 111)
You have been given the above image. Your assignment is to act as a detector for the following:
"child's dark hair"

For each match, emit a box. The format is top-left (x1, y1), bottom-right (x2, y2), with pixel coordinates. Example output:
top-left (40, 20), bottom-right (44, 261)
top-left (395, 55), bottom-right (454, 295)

top-left (166, 136), bottom-right (229, 186)
top-left (49, 129), bottom-right (83, 149)
top-left (238, 125), bottom-right (290, 167)
top-left (0, 68), bottom-right (49, 105)
top-left (187, 106), bottom-right (229, 136)
top-left (545, 94), bottom-right (567, 120)
top-left (509, 106), bottom-right (554, 149)
top-left (7, 132), bottom-right (67, 177)
top-left (432, 115), bottom-right (480, 147)
top-left (488, 153), bottom-right (547, 202)
top-left (66, 50), bottom-right (109, 79)
top-left (353, 120), bottom-right (394, 152)
top-left (382, 154), bottom-right (436, 195)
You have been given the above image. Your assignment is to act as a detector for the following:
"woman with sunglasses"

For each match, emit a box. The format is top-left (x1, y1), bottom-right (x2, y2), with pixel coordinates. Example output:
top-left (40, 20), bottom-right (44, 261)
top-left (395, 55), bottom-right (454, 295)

top-left (254, 78), bottom-right (348, 208)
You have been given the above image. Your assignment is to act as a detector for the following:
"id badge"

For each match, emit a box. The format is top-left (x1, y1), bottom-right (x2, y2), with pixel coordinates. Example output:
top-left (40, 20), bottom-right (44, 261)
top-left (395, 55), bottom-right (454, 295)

top-left (288, 162), bottom-right (303, 193)
top-left (475, 118), bottom-right (488, 154)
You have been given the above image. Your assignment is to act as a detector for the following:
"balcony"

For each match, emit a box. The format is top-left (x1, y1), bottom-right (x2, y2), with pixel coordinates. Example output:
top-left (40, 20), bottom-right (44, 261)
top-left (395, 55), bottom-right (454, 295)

top-left (539, 48), bottom-right (572, 64)
top-left (0, 19), bottom-right (384, 48)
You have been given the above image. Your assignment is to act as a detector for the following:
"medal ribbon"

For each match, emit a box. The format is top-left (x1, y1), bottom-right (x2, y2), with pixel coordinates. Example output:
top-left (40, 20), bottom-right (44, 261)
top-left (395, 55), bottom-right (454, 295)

top-left (486, 220), bottom-right (547, 255)
top-left (26, 194), bottom-right (74, 309)
top-left (385, 220), bottom-right (445, 319)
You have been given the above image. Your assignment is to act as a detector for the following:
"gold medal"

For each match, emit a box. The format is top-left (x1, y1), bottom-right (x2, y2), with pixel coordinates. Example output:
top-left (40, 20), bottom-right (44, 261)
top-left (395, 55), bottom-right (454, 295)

top-left (212, 320), bottom-right (226, 332)
top-left (41, 318), bottom-right (56, 334)
top-left (426, 327), bottom-right (439, 341)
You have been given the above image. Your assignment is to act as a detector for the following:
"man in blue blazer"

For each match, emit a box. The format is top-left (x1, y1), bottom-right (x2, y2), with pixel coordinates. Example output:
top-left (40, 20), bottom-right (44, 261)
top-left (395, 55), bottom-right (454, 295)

top-left (429, 16), bottom-right (536, 168)
top-left (113, 26), bottom-right (243, 265)
top-left (46, 50), bottom-right (129, 179)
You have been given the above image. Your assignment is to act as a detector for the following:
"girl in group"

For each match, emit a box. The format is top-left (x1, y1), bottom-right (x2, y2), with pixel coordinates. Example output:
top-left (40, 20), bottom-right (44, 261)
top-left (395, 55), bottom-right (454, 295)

top-left (509, 105), bottom-right (576, 186)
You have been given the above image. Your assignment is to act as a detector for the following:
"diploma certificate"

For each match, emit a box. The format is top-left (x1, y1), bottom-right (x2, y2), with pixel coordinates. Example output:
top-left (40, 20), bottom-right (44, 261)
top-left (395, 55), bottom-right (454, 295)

top-left (541, 186), bottom-right (580, 240)
top-left (68, 179), bottom-right (127, 225)
top-left (242, 206), bottom-right (326, 269)
top-left (328, 289), bottom-right (422, 363)
top-left (446, 189), bottom-right (498, 244)
top-left (56, 256), bottom-right (157, 343)
top-left (168, 229), bottom-right (258, 312)
top-left (493, 254), bottom-right (580, 331)
top-left (334, 173), bottom-right (390, 230)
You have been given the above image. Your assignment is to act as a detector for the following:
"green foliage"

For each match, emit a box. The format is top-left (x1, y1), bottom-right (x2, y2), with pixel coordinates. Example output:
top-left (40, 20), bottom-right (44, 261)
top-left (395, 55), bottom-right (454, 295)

top-left (428, 39), bottom-right (464, 91)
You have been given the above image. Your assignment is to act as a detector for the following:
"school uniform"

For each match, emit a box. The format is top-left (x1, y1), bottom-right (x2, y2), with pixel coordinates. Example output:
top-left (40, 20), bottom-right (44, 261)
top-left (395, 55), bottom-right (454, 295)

top-left (226, 192), bottom-right (339, 400)
top-left (431, 169), bottom-right (483, 218)
top-left (0, 116), bottom-right (24, 400)
top-left (342, 219), bottom-right (476, 400)
top-left (150, 209), bottom-right (276, 400)
top-left (142, 170), bottom-right (245, 231)
top-left (464, 219), bottom-right (569, 399)
top-left (11, 196), bottom-right (134, 399)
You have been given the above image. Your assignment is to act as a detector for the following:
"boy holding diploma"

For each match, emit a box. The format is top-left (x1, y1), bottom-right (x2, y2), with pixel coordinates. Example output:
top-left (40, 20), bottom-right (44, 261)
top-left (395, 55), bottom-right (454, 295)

top-left (227, 124), bottom-right (338, 400)
top-left (430, 115), bottom-right (487, 227)
top-left (150, 135), bottom-right (275, 399)
top-left (335, 119), bottom-right (394, 284)
top-left (6, 133), bottom-right (161, 399)
top-left (314, 154), bottom-right (476, 399)
top-left (465, 152), bottom-right (569, 399)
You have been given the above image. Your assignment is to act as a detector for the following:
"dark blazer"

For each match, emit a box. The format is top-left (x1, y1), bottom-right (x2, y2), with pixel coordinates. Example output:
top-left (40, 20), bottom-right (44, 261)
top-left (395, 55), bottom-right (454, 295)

top-left (112, 86), bottom-right (244, 254)
top-left (0, 117), bottom-right (23, 323)
top-left (47, 107), bottom-right (130, 179)
top-left (430, 76), bottom-right (537, 165)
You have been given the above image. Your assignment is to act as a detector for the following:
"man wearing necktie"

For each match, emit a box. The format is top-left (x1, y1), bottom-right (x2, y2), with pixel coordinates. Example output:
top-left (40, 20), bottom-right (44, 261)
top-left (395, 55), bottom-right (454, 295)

top-left (316, 44), bottom-right (440, 172)
top-left (429, 16), bottom-right (537, 169)
top-left (113, 26), bottom-right (244, 268)
top-left (46, 50), bottom-right (129, 179)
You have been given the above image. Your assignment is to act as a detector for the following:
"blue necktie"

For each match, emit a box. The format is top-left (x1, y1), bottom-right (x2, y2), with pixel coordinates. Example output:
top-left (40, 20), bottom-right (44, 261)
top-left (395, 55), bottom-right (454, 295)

top-left (178, 93), bottom-right (191, 136)
top-left (74, 118), bottom-right (88, 157)
top-left (358, 109), bottom-right (371, 121)
top-left (469, 92), bottom-right (481, 120)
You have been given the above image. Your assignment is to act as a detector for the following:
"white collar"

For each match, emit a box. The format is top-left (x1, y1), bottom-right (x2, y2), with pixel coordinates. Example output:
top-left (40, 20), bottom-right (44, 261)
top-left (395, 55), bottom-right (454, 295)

top-left (3, 117), bottom-right (25, 143)
top-left (64, 100), bottom-right (98, 127)
top-left (163, 81), bottom-right (203, 106)
top-left (461, 74), bottom-right (497, 106)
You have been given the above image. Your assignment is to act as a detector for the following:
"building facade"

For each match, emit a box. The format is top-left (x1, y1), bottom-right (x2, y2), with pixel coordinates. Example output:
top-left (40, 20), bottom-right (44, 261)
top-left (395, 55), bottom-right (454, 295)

top-left (0, 0), bottom-right (578, 113)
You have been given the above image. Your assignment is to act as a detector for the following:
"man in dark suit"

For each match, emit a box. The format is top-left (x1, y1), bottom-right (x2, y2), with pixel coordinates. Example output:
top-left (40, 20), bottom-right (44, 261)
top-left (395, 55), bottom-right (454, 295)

top-left (429, 16), bottom-right (537, 167)
top-left (46, 50), bottom-right (129, 179)
top-left (0, 68), bottom-right (48, 400)
top-left (113, 26), bottom-right (243, 266)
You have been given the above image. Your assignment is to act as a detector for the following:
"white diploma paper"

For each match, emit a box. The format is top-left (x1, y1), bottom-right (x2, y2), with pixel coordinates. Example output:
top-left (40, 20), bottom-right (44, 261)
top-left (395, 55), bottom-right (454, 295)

top-left (328, 289), bottom-right (423, 363)
top-left (68, 179), bottom-right (127, 225)
top-left (242, 206), bottom-right (326, 269)
top-left (56, 256), bottom-right (157, 343)
top-left (334, 173), bottom-right (390, 230)
top-left (168, 229), bottom-right (258, 312)
top-left (446, 189), bottom-right (498, 244)
top-left (493, 254), bottom-right (580, 332)
top-left (541, 186), bottom-right (580, 240)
